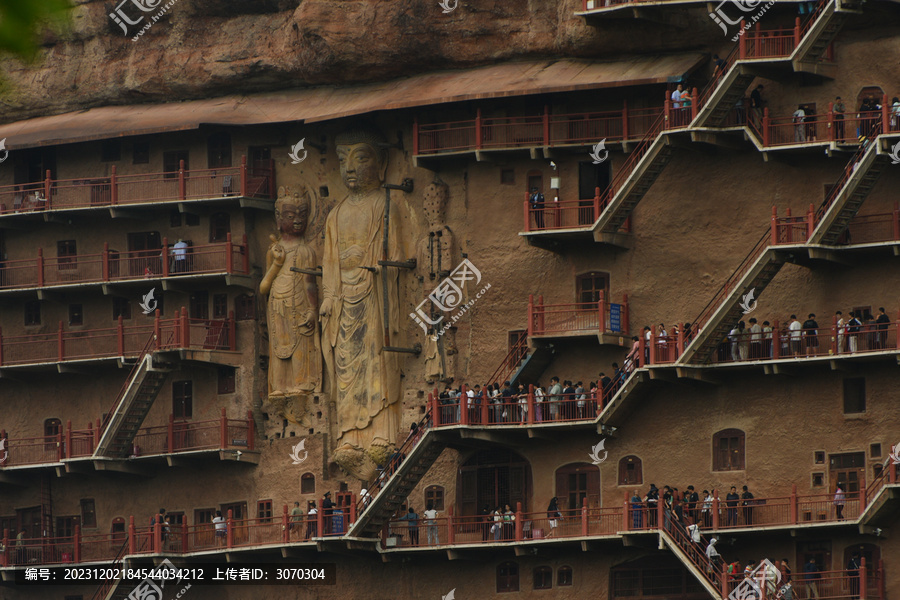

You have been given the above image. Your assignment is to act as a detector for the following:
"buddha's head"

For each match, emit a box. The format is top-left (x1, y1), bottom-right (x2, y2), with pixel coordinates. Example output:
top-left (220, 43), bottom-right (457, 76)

top-left (335, 128), bottom-right (388, 194)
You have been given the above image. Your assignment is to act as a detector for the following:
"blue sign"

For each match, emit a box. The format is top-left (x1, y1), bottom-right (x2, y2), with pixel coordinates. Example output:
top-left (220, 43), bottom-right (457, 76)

top-left (609, 304), bottom-right (622, 333)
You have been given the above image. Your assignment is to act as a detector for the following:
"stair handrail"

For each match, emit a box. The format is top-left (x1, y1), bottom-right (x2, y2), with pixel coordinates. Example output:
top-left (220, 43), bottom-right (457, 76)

top-left (353, 406), bottom-right (435, 524)
top-left (814, 119), bottom-right (883, 224)
top-left (660, 516), bottom-right (723, 591)
top-left (487, 331), bottom-right (529, 387)
top-left (100, 333), bottom-right (157, 431)
top-left (90, 537), bottom-right (129, 600)
top-left (688, 229), bottom-right (771, 341)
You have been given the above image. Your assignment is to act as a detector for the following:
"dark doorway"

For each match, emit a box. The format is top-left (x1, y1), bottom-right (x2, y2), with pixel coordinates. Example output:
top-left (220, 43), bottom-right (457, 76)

top-left (458, 449), bottom-right (531, 516)
top-left (126, 232), bottom-right (162, 277)
top-left (578, 161), bottom-right (611, 225)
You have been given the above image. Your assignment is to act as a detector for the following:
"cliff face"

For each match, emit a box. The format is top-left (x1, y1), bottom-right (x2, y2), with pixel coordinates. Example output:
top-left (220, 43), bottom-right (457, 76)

top-left (0, 0), bottom-right (724, 123)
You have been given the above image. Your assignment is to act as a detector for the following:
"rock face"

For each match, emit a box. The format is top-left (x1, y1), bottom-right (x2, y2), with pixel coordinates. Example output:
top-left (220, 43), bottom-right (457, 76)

top-left (1, 0), bottom-right (729, 122)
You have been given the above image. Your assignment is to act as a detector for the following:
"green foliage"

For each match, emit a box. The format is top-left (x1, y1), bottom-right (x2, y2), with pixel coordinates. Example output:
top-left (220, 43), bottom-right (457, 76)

top-left (0, 0), bottom-right (71, 60)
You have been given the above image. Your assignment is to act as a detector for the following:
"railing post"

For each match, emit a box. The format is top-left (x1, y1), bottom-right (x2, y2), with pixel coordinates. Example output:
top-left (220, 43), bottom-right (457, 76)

top-left (622, 99), bottom-right (629, 140)
top-left (482, 384), bottom-right (489, 425)
top-left (712, 489), bottom-right (719, 530)
top-left (581, 500), bottom-right (588, 536)
top-left (161, 236), bottom-right (170, 278)
top-left (0, 326), bottom-right (4, 367)
top-left (447, 505), bottom-right (455, 545)
top-left (316, 500), bottom-right (324, 537)
top-left (664, 92), bottom-right (671, 129)
top-left (772, 319), bottom-right (780, 359)
top-left (827, 101), bottom-right (835, 142)
top-left (739, 20), bottom-right (747, 58)
top-left (102, 242), bottom-right (110, 281)
top-left (58, 320), bottom-right (64, 361)
top-left (154, 310), bottom-right (161, 350)
top-left (594, 186), bottom-right (602, 221)
top-left (65, 421), bottom-right (72, 459)
top-left (117, 316), bottom-right (125, 356)
top-left (543, 105), bottom-right (550, 147)
top-left (657, 495), bottom-right (664, 530)
top-left (128, 516), bottom-right (135, 555)
top-left (349, 493), bottom-right (357, 525)
top-left (677, 325), bottom-right (685, 358)
top-left (893, 202), bottom-right (900, 241)
top-left (181, 306), bottom-right (190, 348)
top-left (226, 509), bottom-right (234, 548)
top-left (791, 483), bottom-right (798, 524)
top-left (412, 118), bottom-right (419, 155)
top-left (154, 521), bottom-right (162, 553)
top-left (56, 431), bottom-right (63, 461)
top-left (762, 108), bottom-right (770, 146)
top-left (110, 164), bottom-right (118, 205)
top-left (785, 208), bottom-right (793, 243)
top-left (527, 385), bottom-right (535, 425)
top-left (225, 232), bottom-right (234, 273)
top-left (515, 502), bottom-right (523, 541)
top-left (523, 196), bottom-right (531, 232)
top-left (241, 234), bottom-right (250, 273)
top-left (859, 472), bottom-right (867, 507)
top-left (537, 295), bottom-right (545, 335)
top-left (240, 156), bottom-right (248, 197)
top-left (691, 88), bottom-right (699, 120)
top-left (598, 291), bottom-right (606, 334)
top-left (229, 311), bottom-right (236, 350)
top-left (178, 159), bottom-right (186, 201)
top-left (247, 410), bottom-right (255, 450)
top-left (860, 558), bottom-right (868, 599)
top-left (220, 408), bottom-right (227, 449)
top-left (430, 393), bottom-right (440, 428)
top-left (168, 414), bottom-right (175, 453)
top-left (721, 569), bottom-right (728, 600)
top-left (282, 505), bottom-right (289, 543)
top-left (1, 529), bottom-right (7, 567)
top-left (73, 525), bottom-right (81, 563)
top-left (44, 169), bottom-right (52, 209)
top-left (37, 248), bottom-right (44, 287)
top-left (94, 419), bottom-right (101, 448)
top-left (475, 108), bottom-right (483, 150)
top-left (771, 206), bottom-right (778, 245)
top-left (638, 329), bottom-right (646, 368)
top-left (649, 325), bottom-right (657, 364)
top-left (882, 94), bottom-right (890, 133)
top-left (807, 204), bottom-right (815, 239)
top-left (460, 383), bottom-right (469, 426)
top-left (181, 520), bottom-right (187, 553)
top-left (527, 294), bottom-right (535, 337)
top-left (624, 491), bottom-right (630, 531)
top-left (622, 294), bottom-right (630, 334)
top-left (794, 16), bottom-right (801, 48)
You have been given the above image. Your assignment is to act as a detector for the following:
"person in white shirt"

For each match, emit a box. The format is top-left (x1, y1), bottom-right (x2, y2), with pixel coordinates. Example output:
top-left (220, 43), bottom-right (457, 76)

top-left (533, 384), bottom-right (545, 423)
top-left (671, 84), bottom-right (683, 109)
top-left (171, 239), bottom-right (189, 273)
top-left (762, 320), bottom-right (774, 358)
top-left (789, 315), bottom-right (802, 355)
top-left (212, 510), bottom-right (226, 547)
top-left (835, 310), bottom-right (846, 353)
top-left (728, 324), bottom-right (740, 362)
top-left (748, 318), bottom-right (762, 359)
top-left (424, 502), bottom-right (439, 545)
top-left (465, 385), bottom-right (475, 422)
top-left (792, 105), bottom-right (807, 142)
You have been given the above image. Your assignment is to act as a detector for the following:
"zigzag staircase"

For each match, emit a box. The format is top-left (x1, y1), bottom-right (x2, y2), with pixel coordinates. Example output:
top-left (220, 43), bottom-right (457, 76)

top-left (486, 331), bottom-right (555, 388)
top-left (591, 0), bottom-right (850, 239)
top-left (809, 125), bottom-right (889, 244)
top-left (678, 234), bottom-right (788, 365)
top-left (659, 521), bottom-right (724, 600)
top-left (93, 336), bottom-right (171, 459)
top-left (348, 425), bottom-right (448, 538)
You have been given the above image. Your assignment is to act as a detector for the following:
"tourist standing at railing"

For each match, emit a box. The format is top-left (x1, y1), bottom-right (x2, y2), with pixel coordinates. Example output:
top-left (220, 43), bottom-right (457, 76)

top-left (789, 315), bottom-right (802, 356)
top-left (672, 84), bottom-right (684, 110)
top-left (762, 321), bottom-right (773, 358)
top-left (322, 492), bottom-right (335, 535)
top-left (424, 502), bottom-right (439, 545)
top-left (15, 529), bottom-right (25, 565)
top-left (705, 538), bottom-right (721, 575)
top-left (547, 497), bottom-right (562, 539)
top-left (836, 311), bottom-right (847, 353)
top-left (306, 502), bottom-right (318, 539)
top-left (502, 504), bottom-right (516, 541)
top-left (612, 363), bottom-right (624, 393)
top-left (891, 97), bottom-right (900, 131)
top-left (803, 557), bottom-right (821, 599)
top-left (702, 490), bottom-right (714, 528)
top-left (491, 507), bottom-right (503, 541)
top-left (289, 502), bottom-right (304, 539)
top-left (685, 486), bottom-right (698, 525)
top-left (563, 380), bottom-right (577, 420)
top-left (171, 239), bottom-right (188, 273)
top-left (741, 485), bottom-right (755, 526)
top-left (876, 307), bottom-right (890, 349)
top-left (847, 311), bottom-right (862, 352)
top-left (516, 383), bottom-right (528, 423)
top-left (480, 504), bottom-right (492, 541)
top-left (645, 484), bottom-right (659, 527)
top-left (643, 326), bottom-right (652, 364)
top-left (399, 507), bottom-right (419, 546)
top-left (781, 558), bottom-right (794, 600)
top-left (213, 510), bottom-right (226, 547)
top-left (658, 324), bottom-right (669, 362)
top-left (847, 552), bottom-right (862, 600)
top-left (574, 381), bottom-right (586, 419)
top-left (792, 105), bottom-right (807, 142)
top-left (802, 314), bottom-right (819, 357)
top-left (726, 486), bottom-right (740, 527)
top-left (529, 187), bottom-right (545, 229)
top-left (750, 85), bottom-right (765, 131)
top-left (738, 322), bottom-right (750, 361)
top-left (833, 97), bottom-right (846, 141)
top-left (834, 484), bottom-right (846, 521)
top-left (662, 486), bottom-right (673, 529)
top-left (749, 318), bottom-right (762, 359)
top-left (630, 491), bottom-right (642, 529)
top-left (534, 383), bottom-right (545, 422)
top-left (624, 336), bottom-right (640, 373)
top-left (490, 383), bottom-right (502, 423)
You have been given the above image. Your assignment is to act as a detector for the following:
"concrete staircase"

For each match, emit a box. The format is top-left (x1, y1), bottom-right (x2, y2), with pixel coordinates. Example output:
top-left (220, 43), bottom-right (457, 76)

top-left (659, 525), bottom-right (724, 600)
top-left (792, 0), bottom-right (861, 68)
top-left (93, 353), bottom-right (172, 459)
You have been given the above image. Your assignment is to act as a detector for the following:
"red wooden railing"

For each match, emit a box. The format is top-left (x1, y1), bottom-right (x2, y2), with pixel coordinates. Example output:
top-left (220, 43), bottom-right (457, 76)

top-left (528, 292), bottom-right (629, 337)
top-left (0, 309), bottom-right (235, 368)
top-left (486, 331), bottom-right (529, 388)
top-left (0, 157), bottom-right (274, 215)
top-left (0, 411), bottom-right (254, 468)
top-left (0, 235), bottom-right (248, 291)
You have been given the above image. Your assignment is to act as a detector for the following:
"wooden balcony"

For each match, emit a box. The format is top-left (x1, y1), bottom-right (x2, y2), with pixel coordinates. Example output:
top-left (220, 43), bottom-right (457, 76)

top-left (0, 157), bottom-right (275, 223)
top-left (0, 234), bottom-right (251, 298)
top-left (0, 309), bottom-right (236, 372)
top-left (0, 409), bottom-right (255, 473)
top-left (527, 293), bottom-right (631, 347)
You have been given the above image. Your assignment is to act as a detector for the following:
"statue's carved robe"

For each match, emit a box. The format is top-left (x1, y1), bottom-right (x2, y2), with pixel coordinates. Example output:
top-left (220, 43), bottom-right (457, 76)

top-left (322, 191), bottom-right (402, 451)
top-left (266, 241), bottom-right (321, 396)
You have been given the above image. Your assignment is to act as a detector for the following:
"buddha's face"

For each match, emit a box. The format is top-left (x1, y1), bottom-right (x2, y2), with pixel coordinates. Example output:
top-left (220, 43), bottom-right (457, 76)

top-left (276, 201), bottom-right (308, 237)
top-left (337, 142), bottom-right (384, 193)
